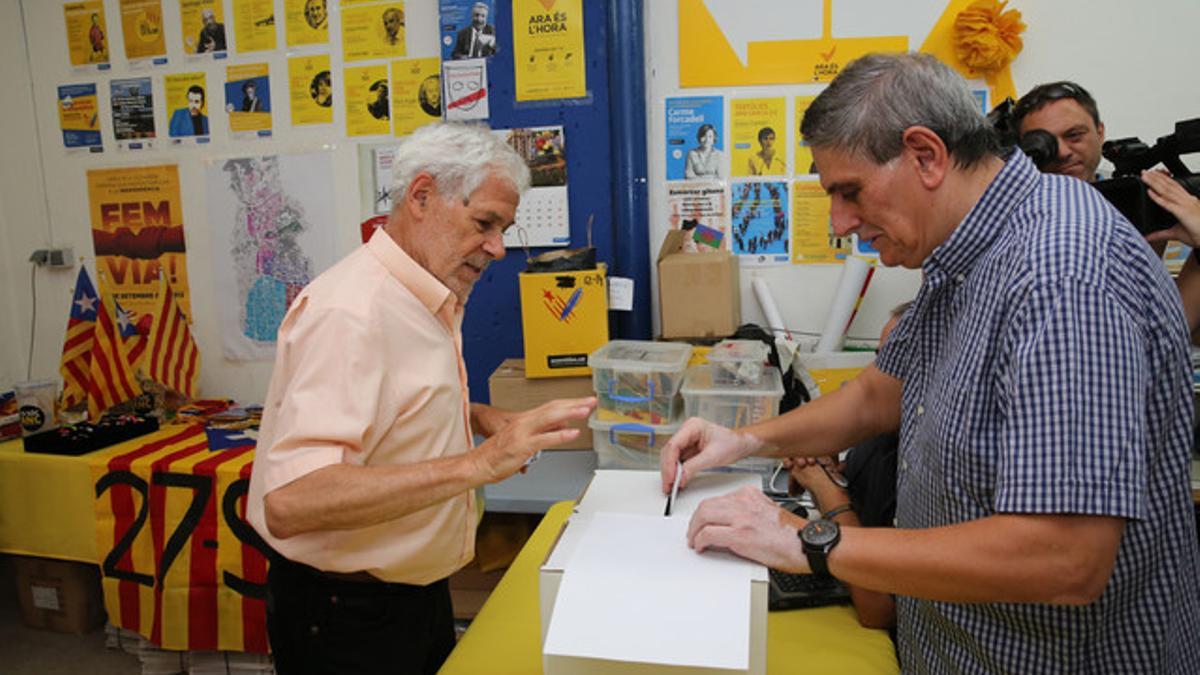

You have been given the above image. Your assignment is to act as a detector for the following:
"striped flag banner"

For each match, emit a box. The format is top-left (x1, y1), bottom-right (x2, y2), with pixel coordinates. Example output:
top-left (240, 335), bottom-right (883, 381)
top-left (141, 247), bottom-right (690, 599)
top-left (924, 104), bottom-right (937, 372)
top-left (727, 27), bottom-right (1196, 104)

top-left (90, 425), bottom-right (270, 653)
top-left (60, 266), bottom-right (99, 409)
top-left (86, 292), bottom-right (143, 420)
top-left (147, 280), bottom-right (200, 398)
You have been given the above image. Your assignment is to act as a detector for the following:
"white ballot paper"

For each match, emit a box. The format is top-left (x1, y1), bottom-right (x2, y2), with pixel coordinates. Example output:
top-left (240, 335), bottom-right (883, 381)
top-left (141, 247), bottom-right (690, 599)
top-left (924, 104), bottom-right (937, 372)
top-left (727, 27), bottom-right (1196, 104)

top-left (543, 511), bottom-right (757, 670)
top-left (575, 469), bottom-right (762, 521)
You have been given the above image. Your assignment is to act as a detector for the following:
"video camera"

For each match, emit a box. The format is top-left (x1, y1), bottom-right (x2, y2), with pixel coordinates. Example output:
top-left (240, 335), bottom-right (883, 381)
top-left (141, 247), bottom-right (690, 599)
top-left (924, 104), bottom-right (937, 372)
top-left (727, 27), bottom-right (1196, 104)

top-left (1093, 118), bottom-right (1200, 234)
top-left (987, 97), bottom-right (1060, 172)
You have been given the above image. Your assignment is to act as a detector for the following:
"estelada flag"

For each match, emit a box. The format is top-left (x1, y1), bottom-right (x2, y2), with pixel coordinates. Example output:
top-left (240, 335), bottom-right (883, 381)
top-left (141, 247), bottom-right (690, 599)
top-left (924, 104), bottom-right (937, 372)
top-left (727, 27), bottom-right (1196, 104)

top-left (146, 279), bottom-right (199, 398)
top-left (60, 266), bottom-right (100, 409)
top-left (86, 291), bottom-right (142, 420)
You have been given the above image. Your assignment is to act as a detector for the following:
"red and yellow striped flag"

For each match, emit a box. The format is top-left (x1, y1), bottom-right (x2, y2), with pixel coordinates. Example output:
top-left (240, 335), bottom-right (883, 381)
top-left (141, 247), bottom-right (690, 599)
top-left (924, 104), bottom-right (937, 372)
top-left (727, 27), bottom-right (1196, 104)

top-left (146, 281), bottom-right (200, 398)
top-left (86, 292), bottom-right (142, 420)
top-left (60, 267), bottom-right (100, 409)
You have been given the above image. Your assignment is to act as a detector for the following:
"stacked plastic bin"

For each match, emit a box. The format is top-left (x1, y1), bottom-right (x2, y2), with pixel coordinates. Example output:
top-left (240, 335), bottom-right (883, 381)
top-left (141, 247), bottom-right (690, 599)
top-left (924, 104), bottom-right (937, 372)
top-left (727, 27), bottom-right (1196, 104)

top-left (681, 340), bottom-right (783, 471)
top-left (587, 340), bottom-right (692, 469)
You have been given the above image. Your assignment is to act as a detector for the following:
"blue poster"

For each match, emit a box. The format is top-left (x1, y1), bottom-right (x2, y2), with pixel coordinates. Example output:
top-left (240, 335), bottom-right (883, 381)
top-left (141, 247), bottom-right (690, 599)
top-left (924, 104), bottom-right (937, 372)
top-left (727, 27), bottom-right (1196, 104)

top-left (731, 181), bottom-right (789, 261)
top-left (440, 0), bottom-right (498, 62)
top-left (57, 83), bottom-right (103, 150)
top-left (224, 75), bottom-right (271, 114)
top-left (665, 96), bottom-right (724, 181)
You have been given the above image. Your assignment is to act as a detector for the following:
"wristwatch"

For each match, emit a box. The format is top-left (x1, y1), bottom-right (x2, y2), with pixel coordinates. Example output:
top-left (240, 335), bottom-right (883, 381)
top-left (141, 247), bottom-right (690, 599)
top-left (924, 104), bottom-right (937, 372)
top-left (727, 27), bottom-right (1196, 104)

top-left (799, 519), bottom-right (841, 577)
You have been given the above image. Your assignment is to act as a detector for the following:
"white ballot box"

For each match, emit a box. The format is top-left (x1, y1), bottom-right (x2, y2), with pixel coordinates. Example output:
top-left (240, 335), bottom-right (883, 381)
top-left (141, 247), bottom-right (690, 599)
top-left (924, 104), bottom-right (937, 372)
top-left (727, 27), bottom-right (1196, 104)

top-left (540, 470), bottom-right (767, 675)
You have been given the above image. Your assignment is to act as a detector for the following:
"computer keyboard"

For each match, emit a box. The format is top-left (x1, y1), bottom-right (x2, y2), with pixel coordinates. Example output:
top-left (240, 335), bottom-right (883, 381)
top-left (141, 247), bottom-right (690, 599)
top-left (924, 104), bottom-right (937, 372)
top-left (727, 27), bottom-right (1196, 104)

top-left (768, 568), bottom-right (852, 611)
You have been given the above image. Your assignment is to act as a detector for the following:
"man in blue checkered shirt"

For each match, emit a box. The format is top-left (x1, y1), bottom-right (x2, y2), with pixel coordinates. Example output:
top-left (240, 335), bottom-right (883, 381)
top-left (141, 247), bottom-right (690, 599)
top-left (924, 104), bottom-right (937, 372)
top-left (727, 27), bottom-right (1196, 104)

top-left (663, 52), bottom-right (1200, 673)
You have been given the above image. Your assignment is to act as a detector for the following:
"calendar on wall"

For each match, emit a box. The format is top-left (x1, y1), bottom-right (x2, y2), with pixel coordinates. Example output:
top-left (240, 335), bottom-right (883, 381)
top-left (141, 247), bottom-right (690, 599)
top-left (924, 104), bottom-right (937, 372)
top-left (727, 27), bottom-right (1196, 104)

top-left (495, 125), bottom-right (571, 248)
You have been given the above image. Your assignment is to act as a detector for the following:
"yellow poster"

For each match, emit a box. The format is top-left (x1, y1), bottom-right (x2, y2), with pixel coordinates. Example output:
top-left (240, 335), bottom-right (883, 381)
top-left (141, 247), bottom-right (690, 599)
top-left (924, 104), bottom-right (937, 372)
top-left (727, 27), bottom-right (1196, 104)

top-left (165, 72), bottom-right (210, 138)
top-left (391, 57), bottom-right (441, 136)
top-left (284, 0), bottom-right (328, 47)
top-left (794, 95), bottom-right (818, 176)
top-left (792, 180), bottom-right (848, 264)
top-left (87, 165), bottom-right (191, 320)
top-left (225, 63), bottom-right (272, 134)
top-left (289, 54), bottom-right (333, 126)
top-left (119, 0), bottom-right (166, 61)
top-left (231, 0), bottom-right (276, 53)
top-left (341, 2), bottom-right (406, 62)
top-left (512, 0), bottom-right (586, 101)
top-left (345, 64), bottom-right (391, 136)
top-left (64, 1), bottom-right (110, 66)
top-left (731, 98), bottom-right (787, 178)
top-left (179, 0), bottom-right (227, 54)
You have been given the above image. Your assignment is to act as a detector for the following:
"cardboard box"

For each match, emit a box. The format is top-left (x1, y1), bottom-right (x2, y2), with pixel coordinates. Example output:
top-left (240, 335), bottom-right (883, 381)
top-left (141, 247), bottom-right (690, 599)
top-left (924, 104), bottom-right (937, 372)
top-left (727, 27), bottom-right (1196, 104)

top-left (658, 230), bottom-right (741, 340)
top-left (489, 359), bottom-right (594, 450)
top-left (12, 556), bottom-right (105, 634)
top-left (519, 264), bottom-right (609, 378)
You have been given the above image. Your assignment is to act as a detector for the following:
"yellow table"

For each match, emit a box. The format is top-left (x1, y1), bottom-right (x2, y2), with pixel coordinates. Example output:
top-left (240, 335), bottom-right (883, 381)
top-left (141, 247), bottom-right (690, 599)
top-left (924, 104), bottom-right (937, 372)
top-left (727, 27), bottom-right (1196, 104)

top-left (441, 502), bottom-right (899, 674)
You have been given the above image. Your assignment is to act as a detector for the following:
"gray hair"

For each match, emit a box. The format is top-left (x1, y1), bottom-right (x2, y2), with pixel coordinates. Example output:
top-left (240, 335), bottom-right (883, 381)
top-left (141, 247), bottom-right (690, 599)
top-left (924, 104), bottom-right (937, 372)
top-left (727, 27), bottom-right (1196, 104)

top-left (800, 52), bottom-right (998, 169)
top-left (390, 122), bottom-right (530, 205)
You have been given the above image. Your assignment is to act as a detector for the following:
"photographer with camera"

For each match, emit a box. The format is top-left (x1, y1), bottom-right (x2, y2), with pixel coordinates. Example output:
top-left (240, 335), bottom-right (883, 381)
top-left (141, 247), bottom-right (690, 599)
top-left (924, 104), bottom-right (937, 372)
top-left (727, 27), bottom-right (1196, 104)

top-left (1013, 81), bottom-right (1106, 182)
top-left (1143, 169), bottom-right (1200, 332)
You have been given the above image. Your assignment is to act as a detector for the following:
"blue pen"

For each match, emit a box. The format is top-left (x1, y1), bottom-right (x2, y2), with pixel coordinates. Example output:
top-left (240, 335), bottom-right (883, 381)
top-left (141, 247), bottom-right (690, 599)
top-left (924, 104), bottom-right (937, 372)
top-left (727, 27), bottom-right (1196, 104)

top-left (560, 287), bottom-right (583, 320)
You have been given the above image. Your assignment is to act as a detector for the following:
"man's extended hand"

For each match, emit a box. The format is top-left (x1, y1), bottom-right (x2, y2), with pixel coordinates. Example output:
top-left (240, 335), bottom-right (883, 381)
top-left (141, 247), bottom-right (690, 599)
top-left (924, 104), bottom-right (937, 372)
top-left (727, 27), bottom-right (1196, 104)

top-left (659, 417), bottom-right (765, 493)
top-left (470, 397), bottom-right (595, 484)
top-left (469, 402), bottom-right (516, 439)
top-left (687, 486), bottom-right (809, 573)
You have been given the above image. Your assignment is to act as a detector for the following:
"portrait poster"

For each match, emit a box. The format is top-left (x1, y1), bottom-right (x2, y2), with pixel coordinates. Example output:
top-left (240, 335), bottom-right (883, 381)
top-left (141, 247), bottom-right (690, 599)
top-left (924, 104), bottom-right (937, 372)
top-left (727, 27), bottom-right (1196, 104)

top-left (119, 0), bottom-right (167, 63)
top-left (666, 182), bottom-right (729, 252)
top-left (794, 95), bottom-right (817, 176)
top-left (164, 71), bottom-right (210, 141)
top-left (344, 64), bottom-right (391, 137)
top-left (792, 179), bottom-right (849, 264)
top-left (439, 0), bottom-right (497, 62)
top-left (288, 54), bottom-right (333, 126)
top-left (442, 58), bottom-right (488, 122)
top-left (57, 83), bottom-right (103, 151)
top-left (665, 96), bottom-right (724, 181)
top-left (494, 126), bottom-right (569, 248)
top-left (87, 164), bottom-right (191, 321)
top-left (512, 0), bottom-right (585, 102)
top-left (224, 63), bottom-right (272, 136)
top-left (179, 0), bottom-right (228, 56)
top-left (231, 0), bottom-right (277, 53)
top-left (109, 77), bottom-right (156, 150)
top-left (341, 2), bottom-right (407, 62)
top-left (391, 56), bottom-right (441, 136)
top-left (63, 2), bottom-right (111, 68)
top-left (284, 0), bottom-right (328, 47)
top-left (730, 180), bottom-right (789, 264)
top-left (205, 153), bottom-right (337, 360)
top-left (731, 97), bottom-right (787, 178)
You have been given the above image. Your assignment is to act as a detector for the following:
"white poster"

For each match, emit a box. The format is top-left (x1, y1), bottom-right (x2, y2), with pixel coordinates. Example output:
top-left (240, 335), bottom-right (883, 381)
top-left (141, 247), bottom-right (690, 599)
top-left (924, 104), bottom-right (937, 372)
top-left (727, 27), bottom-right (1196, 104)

top-left (205, 152), bottom-right (337, 360)
top-left (443, 57), bottom-right (489, 121)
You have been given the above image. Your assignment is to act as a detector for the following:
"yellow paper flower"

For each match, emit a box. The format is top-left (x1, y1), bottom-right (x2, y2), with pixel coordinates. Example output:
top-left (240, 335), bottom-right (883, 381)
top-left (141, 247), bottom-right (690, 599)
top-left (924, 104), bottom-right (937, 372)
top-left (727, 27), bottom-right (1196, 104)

top-left (953, 0), bottom-right (1025, 72)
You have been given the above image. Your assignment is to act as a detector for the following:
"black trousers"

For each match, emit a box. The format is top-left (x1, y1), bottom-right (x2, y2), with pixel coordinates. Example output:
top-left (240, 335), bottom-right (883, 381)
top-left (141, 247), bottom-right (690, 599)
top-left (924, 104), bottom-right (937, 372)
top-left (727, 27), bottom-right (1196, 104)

top-left (266, 557), bottom-right (455, 675)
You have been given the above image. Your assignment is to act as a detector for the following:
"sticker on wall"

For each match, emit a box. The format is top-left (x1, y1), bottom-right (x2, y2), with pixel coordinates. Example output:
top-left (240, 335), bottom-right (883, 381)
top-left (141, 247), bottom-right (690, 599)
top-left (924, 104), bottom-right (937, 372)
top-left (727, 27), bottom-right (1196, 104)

top-left (231, 0), bottom-right (277, 53)
top-left (342, 2), bottom-right (407, 62)
top-left (165, 71), bottom-right (211, 143)
top-left (284, 0), bottom-right (329, 47)
top-left (443, 58), bottom-right (488, 121)
top-left (495, 126), bottom-right (569, 248)
top-left (345, 64), bottom-right (391, 137)
top-left (440, 0), bottom-right (497, 61)
top-left (225, 63), bottom-right (272, 137)
top-left (119, 0), bottom-right (167, 65)
top-left (391, 57), bottom-right (442, 136)
top-left (110, 77), bottom-right (156, 151)
top-left (731, 180), bottom-right (789, 265)
top-left (57, 83), bottom-right (103, 152)
top-left (792, 179), bottom-right (850, 264)
top-left (512, 0), bottom-right (586, 101)
top-left (665, 96), bottom-right (724, 181)
top-left (731, 97), bottom-right (787, 178)
top-left (666, 182), bottom-right (729, 252)
top-left (179, 0), bottom-right (228, 57)
top-left (288, 54), bottom-right (333, 126)
top-left (63, 1), bottom-right (111, 70)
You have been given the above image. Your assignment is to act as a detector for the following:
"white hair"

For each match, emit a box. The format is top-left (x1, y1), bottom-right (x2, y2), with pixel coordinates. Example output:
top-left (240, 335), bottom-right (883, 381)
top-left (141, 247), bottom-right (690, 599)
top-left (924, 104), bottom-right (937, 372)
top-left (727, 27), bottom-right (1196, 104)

top-left (390, 122), bottom-right (530, 205)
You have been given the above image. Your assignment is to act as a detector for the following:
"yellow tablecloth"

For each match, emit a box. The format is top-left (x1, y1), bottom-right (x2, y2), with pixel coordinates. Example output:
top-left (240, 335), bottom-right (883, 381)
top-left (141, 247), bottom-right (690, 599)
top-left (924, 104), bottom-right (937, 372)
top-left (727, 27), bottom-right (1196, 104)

top-left (441, 501), bottom-right (899, 674)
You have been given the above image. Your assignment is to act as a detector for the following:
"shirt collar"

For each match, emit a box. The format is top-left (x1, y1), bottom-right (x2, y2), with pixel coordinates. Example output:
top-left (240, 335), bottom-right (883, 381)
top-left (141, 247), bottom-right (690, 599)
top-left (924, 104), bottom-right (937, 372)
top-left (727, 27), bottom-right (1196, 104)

top-left (366, 227), bottom-right (459, 318)
top-left (924, 149), bottom-right (1040, 281)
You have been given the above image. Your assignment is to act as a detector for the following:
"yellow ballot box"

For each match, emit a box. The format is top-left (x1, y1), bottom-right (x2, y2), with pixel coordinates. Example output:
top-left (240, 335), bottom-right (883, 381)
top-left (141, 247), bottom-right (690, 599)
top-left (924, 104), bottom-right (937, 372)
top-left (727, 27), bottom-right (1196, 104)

top-left (519, 264), bottom-right (609, 378)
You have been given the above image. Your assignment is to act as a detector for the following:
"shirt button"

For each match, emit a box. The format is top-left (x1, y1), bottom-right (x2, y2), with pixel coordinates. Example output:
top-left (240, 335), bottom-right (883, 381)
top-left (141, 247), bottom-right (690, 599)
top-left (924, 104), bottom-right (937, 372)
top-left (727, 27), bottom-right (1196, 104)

top-left (901, 460), bottom-right (908, 471)
top-left (955, 273), bottom-right (966, 284)
top-left (916, 404), bottom-right (925, 415)
top-left (309, 625), bottom-right (320, 636)
top-left (330, 595), bottom-right (339, 605)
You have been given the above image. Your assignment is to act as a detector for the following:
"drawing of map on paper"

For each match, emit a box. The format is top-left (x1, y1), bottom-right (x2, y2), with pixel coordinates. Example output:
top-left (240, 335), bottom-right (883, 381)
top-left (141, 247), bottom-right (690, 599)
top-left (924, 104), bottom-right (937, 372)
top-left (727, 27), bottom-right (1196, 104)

top-left (206, 152), bottom-right (337, 360)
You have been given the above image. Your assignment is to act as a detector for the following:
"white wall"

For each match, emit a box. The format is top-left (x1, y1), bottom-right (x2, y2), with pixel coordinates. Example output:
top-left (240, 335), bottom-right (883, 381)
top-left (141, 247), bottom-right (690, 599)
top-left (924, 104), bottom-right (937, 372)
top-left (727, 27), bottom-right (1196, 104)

top-left (0, 0), bottom-right (443, 402)
top-left (644, 0), bottom-right (1200, 344)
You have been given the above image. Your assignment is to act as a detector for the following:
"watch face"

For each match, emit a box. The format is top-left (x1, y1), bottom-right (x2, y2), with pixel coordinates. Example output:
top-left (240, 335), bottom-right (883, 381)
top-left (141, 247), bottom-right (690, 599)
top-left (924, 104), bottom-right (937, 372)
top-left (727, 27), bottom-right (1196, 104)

top-left (802, 519), bottom-right (839, 547)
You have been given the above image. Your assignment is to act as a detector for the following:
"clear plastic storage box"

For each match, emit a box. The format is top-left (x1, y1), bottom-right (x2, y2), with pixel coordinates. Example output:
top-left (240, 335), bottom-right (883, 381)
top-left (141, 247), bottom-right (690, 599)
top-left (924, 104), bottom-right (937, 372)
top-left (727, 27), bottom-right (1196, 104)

top-left (707, 339), bottom-right (770, 385)
top-left (587, 413), bottom-right (681, 470)
top-left (589, 340), bottom-right (693, 425)
top-left (681, 365), bottom-right (784, 429)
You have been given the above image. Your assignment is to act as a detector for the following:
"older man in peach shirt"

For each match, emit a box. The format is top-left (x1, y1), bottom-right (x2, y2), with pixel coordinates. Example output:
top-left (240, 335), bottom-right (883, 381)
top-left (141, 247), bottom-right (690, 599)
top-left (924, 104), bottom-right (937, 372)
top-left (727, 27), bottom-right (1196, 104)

top-left (247, 122), bottom-right (595, 675)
